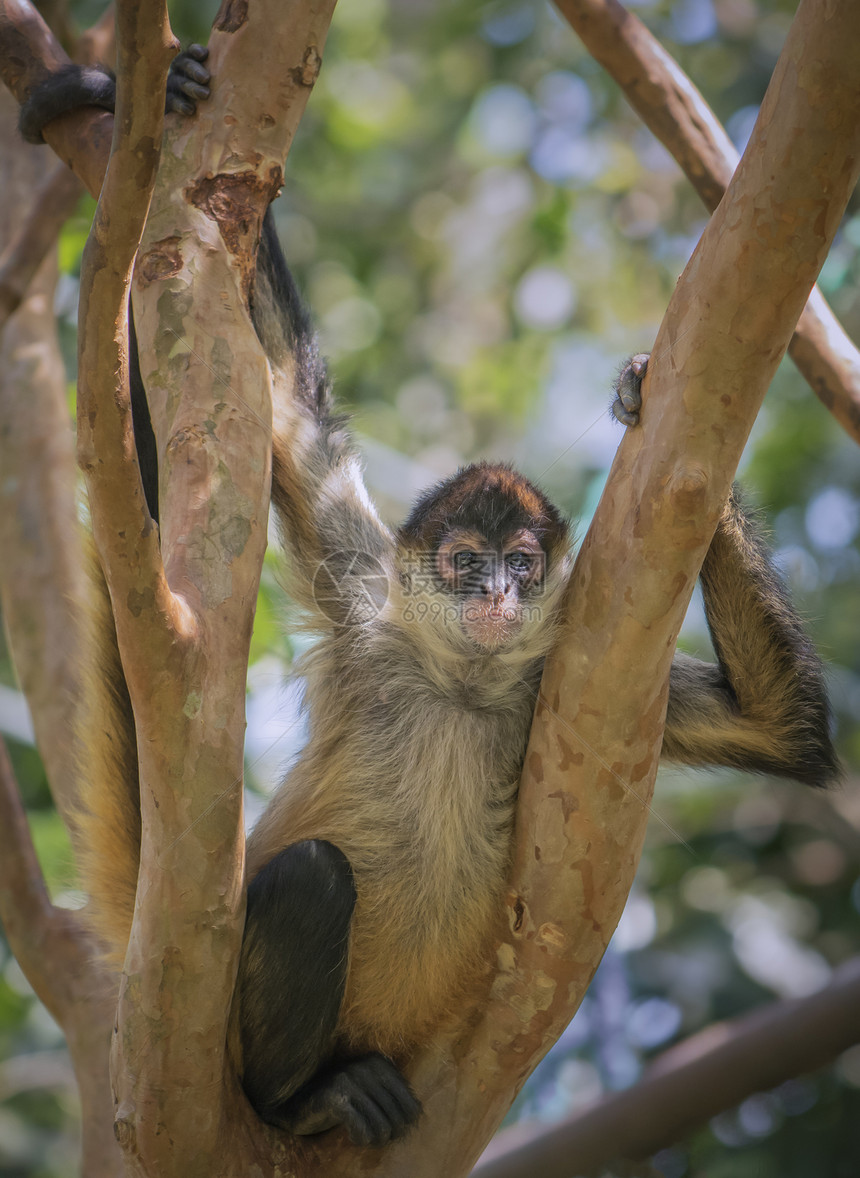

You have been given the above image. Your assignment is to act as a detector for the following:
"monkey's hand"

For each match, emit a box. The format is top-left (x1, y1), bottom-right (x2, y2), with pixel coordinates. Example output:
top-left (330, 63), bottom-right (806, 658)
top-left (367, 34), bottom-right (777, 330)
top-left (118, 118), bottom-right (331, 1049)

top-left (611, 353), bottom-right (649, 427)
top-left (165, 44), bottom-right (211, 116)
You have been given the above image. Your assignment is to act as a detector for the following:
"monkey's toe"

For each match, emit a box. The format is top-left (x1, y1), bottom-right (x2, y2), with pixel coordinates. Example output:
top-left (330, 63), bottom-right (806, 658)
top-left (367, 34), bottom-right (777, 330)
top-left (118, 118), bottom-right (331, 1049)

top-left (611, 352), bottom-right (649, 427)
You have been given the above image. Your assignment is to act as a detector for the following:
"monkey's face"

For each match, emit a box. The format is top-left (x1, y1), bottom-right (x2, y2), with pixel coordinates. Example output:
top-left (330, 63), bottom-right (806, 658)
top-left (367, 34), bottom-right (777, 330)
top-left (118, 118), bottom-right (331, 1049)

top-left (396, 463), bottom-right (569, 656)
top-left (435, 527), bottom-right (546, 650)
top-left (395, 461), bottom-right (570, 654)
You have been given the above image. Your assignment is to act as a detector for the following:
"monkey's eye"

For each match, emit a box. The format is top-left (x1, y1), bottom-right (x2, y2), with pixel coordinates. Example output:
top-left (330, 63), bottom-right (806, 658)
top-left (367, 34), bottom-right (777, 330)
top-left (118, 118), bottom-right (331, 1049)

top-left (506, 552), bottom-right (534, 574)
top-left (453, 551), bottom-right (477, 572)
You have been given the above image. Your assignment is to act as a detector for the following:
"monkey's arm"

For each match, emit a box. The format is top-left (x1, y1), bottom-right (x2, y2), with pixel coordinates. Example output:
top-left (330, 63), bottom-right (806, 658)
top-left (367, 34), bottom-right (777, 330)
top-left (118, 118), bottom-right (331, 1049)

top-left (253, 218), bottom-right (395, 626)
top-left (249, 205), bottom-right (395, 627)
top-left (268, 371), bottom-right (396, 629)
top-left (663, 488), bottom-right (839, 786)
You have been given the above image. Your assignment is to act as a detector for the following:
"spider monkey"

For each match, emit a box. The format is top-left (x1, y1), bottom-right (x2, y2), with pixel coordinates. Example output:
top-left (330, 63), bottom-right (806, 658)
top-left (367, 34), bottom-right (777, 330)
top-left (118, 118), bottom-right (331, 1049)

top-left (19, 51), bottom-right (839, 1148)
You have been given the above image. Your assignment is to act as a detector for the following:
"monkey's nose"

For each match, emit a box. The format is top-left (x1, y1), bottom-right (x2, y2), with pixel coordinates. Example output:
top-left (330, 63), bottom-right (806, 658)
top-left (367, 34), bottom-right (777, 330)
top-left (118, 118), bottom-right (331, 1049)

top-left (483, 588), bottom-right (508, 612)
top-left (479, 566), bottom-right (510, 602)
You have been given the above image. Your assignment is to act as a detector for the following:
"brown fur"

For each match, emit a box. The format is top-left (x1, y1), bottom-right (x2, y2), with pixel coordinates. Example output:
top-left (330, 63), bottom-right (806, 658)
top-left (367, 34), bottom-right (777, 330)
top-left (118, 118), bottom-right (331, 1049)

top-left (74, 545), bottom-right (141, 966)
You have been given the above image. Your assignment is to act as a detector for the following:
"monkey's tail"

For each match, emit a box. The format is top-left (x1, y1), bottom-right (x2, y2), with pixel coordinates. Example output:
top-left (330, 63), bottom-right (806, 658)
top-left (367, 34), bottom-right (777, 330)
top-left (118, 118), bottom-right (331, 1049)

top-left (74, 544), bottom-right (141, 966)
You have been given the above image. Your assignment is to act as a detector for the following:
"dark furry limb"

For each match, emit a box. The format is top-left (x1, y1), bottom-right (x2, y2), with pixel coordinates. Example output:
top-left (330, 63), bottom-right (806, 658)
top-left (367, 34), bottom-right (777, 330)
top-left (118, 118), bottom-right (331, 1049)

top-left (664, 487), bottom-right (839, 786)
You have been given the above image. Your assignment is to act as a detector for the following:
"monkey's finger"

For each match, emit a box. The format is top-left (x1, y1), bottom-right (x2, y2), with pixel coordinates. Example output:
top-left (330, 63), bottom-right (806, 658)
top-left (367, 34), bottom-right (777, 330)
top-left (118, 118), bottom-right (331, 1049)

top-left (177, 80), bottom-right (211, 102)
top-left (617, 353), bottom-right (648, 410)
top-left (372, 1061), bottom-right (422, 1127)
top-left (611, 400), bottom-right (640, 427)
top-left (166, 93), bottom-right (197, 117)
top-left (334, 1054), bottom-right (421, 1144)
top-left (362, 1072), bottom-right (421, 1139)
top-left (176, 59), bottom-right (211, 86)
top-left (339, 1082), bottom-right (397, 1147)
top-left (185, 43), bottom-right (210, 63)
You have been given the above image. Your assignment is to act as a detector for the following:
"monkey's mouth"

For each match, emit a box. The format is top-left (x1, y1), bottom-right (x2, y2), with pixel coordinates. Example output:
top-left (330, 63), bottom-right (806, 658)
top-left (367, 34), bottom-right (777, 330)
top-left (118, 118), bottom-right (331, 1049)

top-left (461, 601), bottom-right (522, 649)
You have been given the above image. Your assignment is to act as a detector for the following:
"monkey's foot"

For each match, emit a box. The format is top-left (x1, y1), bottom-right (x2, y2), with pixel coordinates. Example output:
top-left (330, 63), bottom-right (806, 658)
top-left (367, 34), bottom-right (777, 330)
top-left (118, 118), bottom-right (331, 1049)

top-left (281, 1053), bottom-right (422, 1147)
top-left (611, 352), bottom-right (649, 426)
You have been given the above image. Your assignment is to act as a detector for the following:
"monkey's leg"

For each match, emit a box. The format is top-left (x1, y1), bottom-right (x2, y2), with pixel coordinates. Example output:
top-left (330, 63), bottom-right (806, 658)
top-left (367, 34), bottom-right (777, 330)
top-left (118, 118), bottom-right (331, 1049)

top-left (239, 839), bottom-right (421, 1146)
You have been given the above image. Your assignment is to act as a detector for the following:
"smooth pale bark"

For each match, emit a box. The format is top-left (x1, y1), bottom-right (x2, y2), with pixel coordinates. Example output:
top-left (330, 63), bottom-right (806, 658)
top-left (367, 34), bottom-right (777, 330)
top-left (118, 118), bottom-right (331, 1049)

top-left (72, 1), bottom-right (249, 1172)
top-left (81, 1), bottom-right (335, 1172)
top-left (555, 0), bottom-right (860, 445)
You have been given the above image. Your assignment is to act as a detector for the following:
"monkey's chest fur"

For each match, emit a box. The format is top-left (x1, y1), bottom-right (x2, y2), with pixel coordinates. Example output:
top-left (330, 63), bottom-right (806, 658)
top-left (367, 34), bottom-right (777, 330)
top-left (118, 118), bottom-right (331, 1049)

top-left (245, 630), bottom-right (541, 1054)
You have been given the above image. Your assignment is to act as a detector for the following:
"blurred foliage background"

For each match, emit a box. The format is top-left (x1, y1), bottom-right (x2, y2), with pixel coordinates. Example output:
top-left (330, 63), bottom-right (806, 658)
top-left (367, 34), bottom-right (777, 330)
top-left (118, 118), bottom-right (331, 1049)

top-left (1, 0), bottom-right (859, 1174)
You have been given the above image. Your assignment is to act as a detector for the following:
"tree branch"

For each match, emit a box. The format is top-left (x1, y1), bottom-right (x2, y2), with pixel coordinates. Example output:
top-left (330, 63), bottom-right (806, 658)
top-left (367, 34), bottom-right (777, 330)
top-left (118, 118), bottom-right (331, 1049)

top-left (99, 1), bottom-right (335, 1169)
top-left (0, 740), bottom-right (122, 1177)
top-left (0, 158), bottom-right (81, 328)
top-left (475, 957), bottom-right (860, 1177)
top-left (0, 736), bottom-right (62, 1008)
top-left (555, 0), bottom-right (860, 445)
top-left (0, 37), bottom-right (128, 1178)
top-left (505, 0), bottom-right (858, 1108)
top-left (0, 0), bottom-right (115, 331)
top-left (395, 2), bottom-right (860, 1172)
top-left (0, 88), bottom-right (87, 824)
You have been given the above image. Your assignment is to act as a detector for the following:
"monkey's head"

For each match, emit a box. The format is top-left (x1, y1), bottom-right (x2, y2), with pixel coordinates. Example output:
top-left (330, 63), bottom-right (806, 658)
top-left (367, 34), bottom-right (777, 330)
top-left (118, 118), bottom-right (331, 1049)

top-left (396, 462), bottom-right (570, 653)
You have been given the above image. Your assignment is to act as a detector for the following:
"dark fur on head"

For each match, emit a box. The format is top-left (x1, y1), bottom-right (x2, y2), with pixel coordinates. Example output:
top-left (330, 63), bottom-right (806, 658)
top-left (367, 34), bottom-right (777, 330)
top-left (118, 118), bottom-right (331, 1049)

top-left (398, 461), bottom-right (569, 565)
